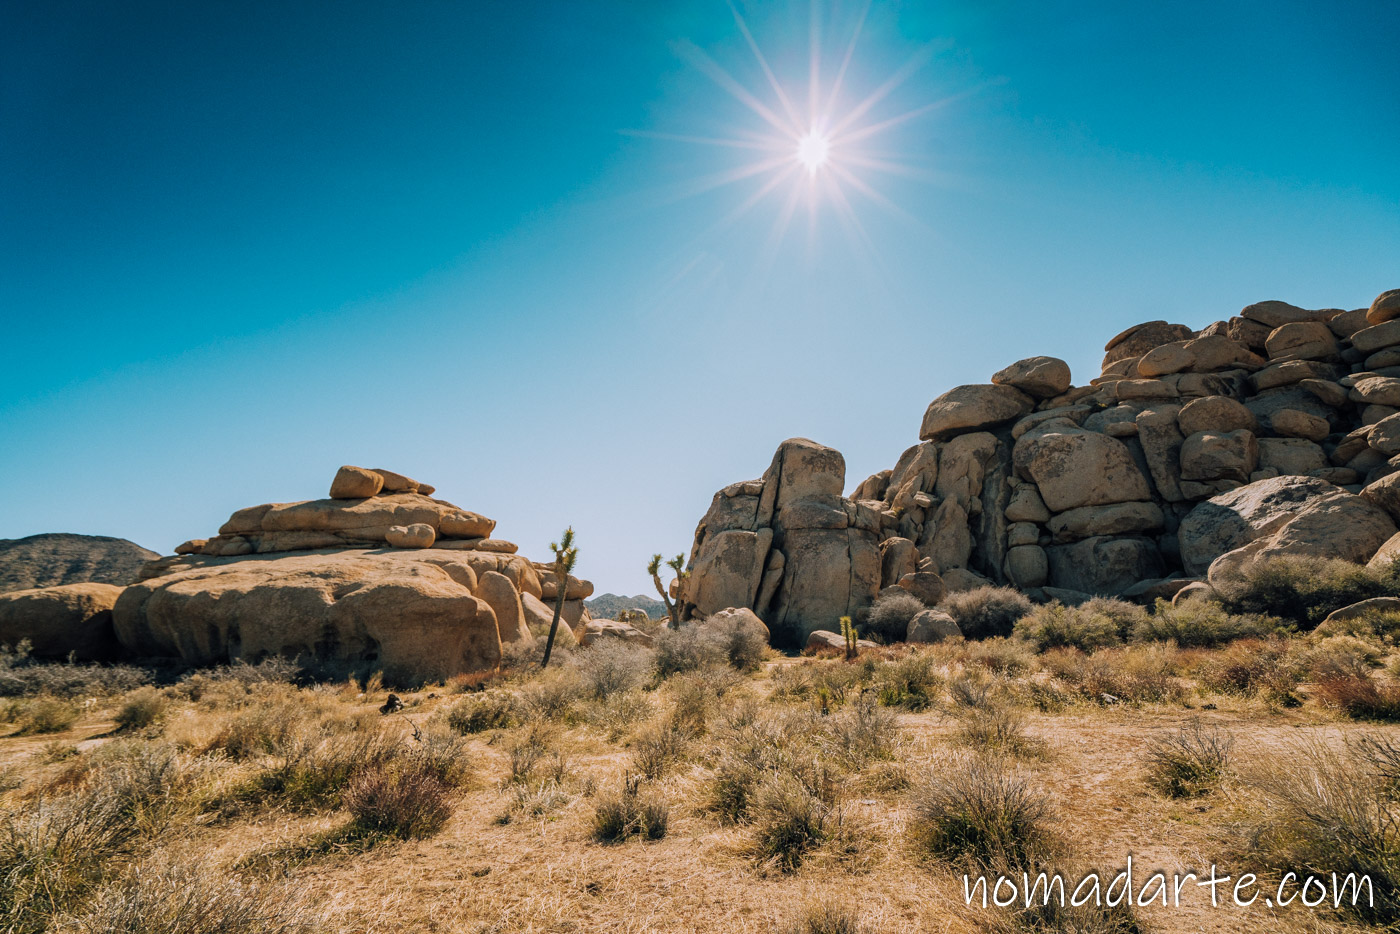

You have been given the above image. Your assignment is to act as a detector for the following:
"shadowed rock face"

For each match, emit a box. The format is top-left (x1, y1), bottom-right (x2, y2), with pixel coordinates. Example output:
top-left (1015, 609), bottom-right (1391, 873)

top-left (684, 289), bottom-right (1400, 623)
top-left (0, 533), bottom-right (159, 594)
top-left (0, 582), bottom-right (123, 660)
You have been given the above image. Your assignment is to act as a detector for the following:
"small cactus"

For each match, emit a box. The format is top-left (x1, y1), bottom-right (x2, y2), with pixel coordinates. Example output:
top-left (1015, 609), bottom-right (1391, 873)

top-left (840, 615), bottom-right (858, 660)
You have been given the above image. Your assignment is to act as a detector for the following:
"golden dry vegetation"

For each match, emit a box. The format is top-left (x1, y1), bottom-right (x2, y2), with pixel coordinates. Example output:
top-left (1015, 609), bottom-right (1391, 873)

top-left (5, 566), bottom-right (1400, 934)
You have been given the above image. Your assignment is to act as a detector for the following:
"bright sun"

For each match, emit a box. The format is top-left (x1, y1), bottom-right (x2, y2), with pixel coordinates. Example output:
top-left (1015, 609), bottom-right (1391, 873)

top-left (796, 130), bottom-right (830, 174)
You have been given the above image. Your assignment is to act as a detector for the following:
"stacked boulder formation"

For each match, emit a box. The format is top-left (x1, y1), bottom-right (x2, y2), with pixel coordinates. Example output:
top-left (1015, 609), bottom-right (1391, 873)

top-left (682, 289), bottom-right (1400, 645)
top-left (5, 467), bottom-right (594, 682)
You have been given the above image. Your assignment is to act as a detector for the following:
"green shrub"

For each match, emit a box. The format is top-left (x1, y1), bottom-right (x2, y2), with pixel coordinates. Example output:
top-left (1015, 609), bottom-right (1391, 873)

top-left (873, 651), bottom-right (943, 710)
top-left (1214, 556), bottom-right (1400, 629)
top-left (591, 775), bottom-right (668, 842)
top-left (747, 772), bottom-right (832, 871)
top-left (630, 718), bottom-right (690, 780)
top-left (570, 641), bottom-right (655, 699)
top-left (940, 587), bottom-right (1032, 640)
top-left (953, 706), bottom-right (1046, 759)
top-left (113, 688), bottom-right (167, 732)
top-left (1143, 719), bottom-right (1232, 797)
top-left (445, 691), bottom-right (521, 734)
top-left (1014, 604), bottom-right (1121, 653)
top-left (866, 590), bottom-right (926, 642)
top-left (13, 697), bottom-right (80, 735)
top-left (908, 756), bottom-right (1055, 870)
top-left (1133, 599), bottom-right (1281, 647)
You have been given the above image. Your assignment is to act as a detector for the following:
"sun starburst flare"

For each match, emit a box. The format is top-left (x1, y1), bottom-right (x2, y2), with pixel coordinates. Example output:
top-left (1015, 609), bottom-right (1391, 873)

top-left (641, 1), bottom-right (960, 258)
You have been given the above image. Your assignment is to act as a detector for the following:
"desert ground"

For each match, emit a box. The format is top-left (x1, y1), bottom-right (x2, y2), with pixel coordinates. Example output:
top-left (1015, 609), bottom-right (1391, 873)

top-left (5, 567), bottom-right (1400, 934)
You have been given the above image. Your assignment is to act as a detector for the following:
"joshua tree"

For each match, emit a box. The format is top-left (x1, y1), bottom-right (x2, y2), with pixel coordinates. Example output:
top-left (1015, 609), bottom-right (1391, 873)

top-left (541, 527), bottom-right (578, 669)
top-left (647, 553), bottom-right (687, 628)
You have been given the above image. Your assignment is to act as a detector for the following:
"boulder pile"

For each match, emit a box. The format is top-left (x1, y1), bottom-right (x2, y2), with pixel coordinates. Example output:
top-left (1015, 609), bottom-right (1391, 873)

top-left (681, 290), bottom-right (1400, 643)
top-left (6, 466), bottom-right (595, 682)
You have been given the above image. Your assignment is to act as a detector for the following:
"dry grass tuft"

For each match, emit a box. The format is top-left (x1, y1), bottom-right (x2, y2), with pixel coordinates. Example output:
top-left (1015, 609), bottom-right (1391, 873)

top-left (1142, 719), bottom-right (1232, 797)
top-left (907, 755), bottom-right (1056, 871)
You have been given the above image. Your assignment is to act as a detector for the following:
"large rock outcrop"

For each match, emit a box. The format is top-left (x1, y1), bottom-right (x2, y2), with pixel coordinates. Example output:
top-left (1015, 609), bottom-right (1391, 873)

top-left (685, 290), bottom-right (1400, 622)
top-left (110, 466), bottom-right (591, 681)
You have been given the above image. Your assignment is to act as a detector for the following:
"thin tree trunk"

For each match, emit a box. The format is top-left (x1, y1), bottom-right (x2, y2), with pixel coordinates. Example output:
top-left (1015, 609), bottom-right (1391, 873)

top-left (653, 573), bottom-right (676, 629)
top-left (541, 571), bottom-right (567, 668)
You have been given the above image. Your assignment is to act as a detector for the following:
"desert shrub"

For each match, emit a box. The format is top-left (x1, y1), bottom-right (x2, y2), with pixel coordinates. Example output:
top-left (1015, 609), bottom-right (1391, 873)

top-left (1133, 599), bottom-right (1280, 647)
top-left (0, 643), bottom-right (152, 699)
top-left (709, 616), bottom-right (769, 672)
top-left (1318, 607), bottom-right (1400, 640)
top-left (1314, 673), bottom-right (1400, 721)
top-left (506, 722), bottom-right (561, 786)
top-left (976, 898), bottom-right (1143, 934)
top-left (821, 694), bottom-right (899, 767)
top-left (591, 775), bottom-right (668, 842)
top-left (1043, 645), bottom-right (1183, 704)
top-left (630, 718), bottom-right (691, 780)
top-left (780, 898), bottom-right (865, 934)
top-left (866, 590), bottom-right (926, 642)
top-left (1246, 740), bottom-right (1400, 925)
top-left (1302, 635), bottom-right (1384, 681)
top-left (13, 697), bottom-right (81, 735)
top-left (1014, 604), bottom-right (1122, 653)
top-left (1143, 719), bottom-right (1232, 797)
top-left (113, 688), bottom-right (167, 732)
top-left (941, 587), bottom-right (1032, 640)
top-left (953, 707), bottom-right (1046, 759)
top-left (343, 758), bottom-right (453, 839)
top-left (505, 779), bottom-right (574, 820)
top-left (570, 641), bottom-right (655, 700)
top-left (202, 697), bottom-right (307, 759)
top-left (518, 666), bottom-right (587, 721)
top-left (1214, 555), bottom-right (1400, 629)
top-left (1194, 638), bottom-right (1302, 702)
top-left (747, 772), bottom-right (833, 871)
top-left (409, 727), bottom-right (473, 789)
top-left (948, 671), bottom-right (1000, 711)
top-left (584, 688), bottom-right (656, 739)
top-left (0, 788), bottom-right (134, 933)
top-left (965, 638), bottom-right (1034, 675)
top-left (1356, 733), bottom-right (1400, 793)
top-left (653, 626), bottom-right (726, 677)
top-left (908, 756), bottom-right (1055, 870)
top-left (244, 728), bottom-right (399, 810)
top-left (873, 651), bottom-right (942, 710)
top-left (58, 859), bottom-right (321, 934)
top-left (445, 691), bottom-right (521, 734)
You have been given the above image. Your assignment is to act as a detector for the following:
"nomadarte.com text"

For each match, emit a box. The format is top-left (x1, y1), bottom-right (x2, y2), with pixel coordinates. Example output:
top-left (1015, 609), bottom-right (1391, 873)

top-left (965, 857), bottom-right (1373, 911)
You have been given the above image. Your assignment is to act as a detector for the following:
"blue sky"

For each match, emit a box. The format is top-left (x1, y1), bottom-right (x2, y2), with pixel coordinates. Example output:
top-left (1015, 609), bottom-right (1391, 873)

top-left (2, 0), bottom-right (1397, 595)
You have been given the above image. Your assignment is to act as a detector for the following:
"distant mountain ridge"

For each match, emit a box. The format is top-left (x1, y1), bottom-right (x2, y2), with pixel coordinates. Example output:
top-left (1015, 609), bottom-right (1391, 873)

top-left (0, 533), bottom-right (159, 594)
top-left (586, 592), bottom-right (666, 620)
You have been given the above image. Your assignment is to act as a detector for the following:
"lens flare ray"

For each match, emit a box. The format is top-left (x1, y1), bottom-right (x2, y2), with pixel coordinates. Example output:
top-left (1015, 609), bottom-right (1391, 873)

top-left (656, 1), bottom-right (951, 259)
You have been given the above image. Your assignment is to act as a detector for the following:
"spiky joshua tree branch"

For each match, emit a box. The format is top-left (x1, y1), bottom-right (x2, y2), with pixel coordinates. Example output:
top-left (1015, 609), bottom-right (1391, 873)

top-left (648, 553), bottom-right (687, 628)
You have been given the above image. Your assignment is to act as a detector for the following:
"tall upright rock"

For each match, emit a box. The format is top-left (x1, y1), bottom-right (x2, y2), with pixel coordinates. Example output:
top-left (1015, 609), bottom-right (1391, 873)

top-left (681, 439), bottom-right (881, 646)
